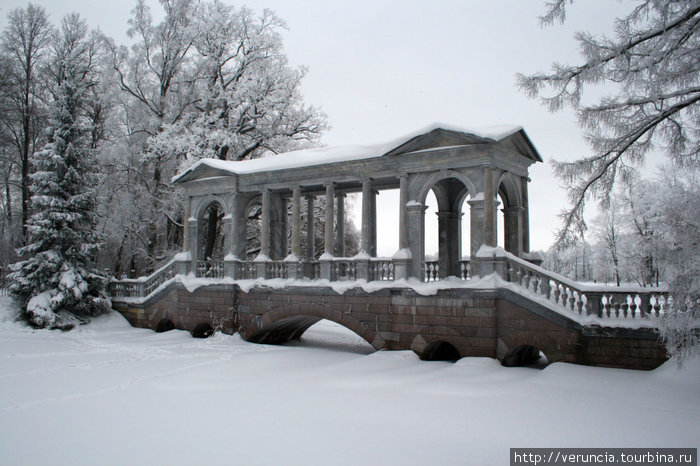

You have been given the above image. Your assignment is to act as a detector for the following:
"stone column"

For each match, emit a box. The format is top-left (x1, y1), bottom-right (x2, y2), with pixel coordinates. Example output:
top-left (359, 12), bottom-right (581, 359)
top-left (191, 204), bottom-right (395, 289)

top-left (291, 187), bottom-right (302, 257)
top-left (176, 196), bottom-right (193, 275)
top-left (393, 173), bottom-right (411, 280)
top-left (278, 196), bottom-right (288, 259)
top-left (256, 189), bottom-right (271, 278)
top-left (224, 193), bottom-right (243, 278)
top-left (370, 189), bottom-right (378, 257)
top-left (260, 189), bottom-right (271, 259)
top-left (357, 178), bottom-right (373, 280)
top-left (324, 183), bottom-right (335, 256)
top-left (483, 167), bottom-right (497, 247)
top-left (437, 211), bottom-right (462, 277)
top-left (398, 173), bottom-right (409, 250)
top-left (502, 206), bottom-right (524, 256)
top-left (304, 194), bottom-right (316, 278)
top-left (468, 197), bottom-right (485, 258)
top-left (336, 193), bottom-right (346, 257)
top-left (320, 183), bottom-right (335, 280)
top-left (182, 197), bottom-right (192, 253)
top-left (188, 216), bottom-right (199, 273)
top-left (305, 195), bottom-right (315, 260)
top-left (521, 176), bottom-right (530, 254)
top-left (406, 202), bottom-right (427, 280)
top-left (361, 178), bottom-right (372, 254)
top-left (286, 187), bottom-right (302, 279)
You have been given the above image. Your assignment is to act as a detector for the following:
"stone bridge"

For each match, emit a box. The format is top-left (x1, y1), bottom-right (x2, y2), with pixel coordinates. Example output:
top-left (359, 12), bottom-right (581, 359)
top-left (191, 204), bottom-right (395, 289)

top-left (110, 125), bottom-right (671, 370)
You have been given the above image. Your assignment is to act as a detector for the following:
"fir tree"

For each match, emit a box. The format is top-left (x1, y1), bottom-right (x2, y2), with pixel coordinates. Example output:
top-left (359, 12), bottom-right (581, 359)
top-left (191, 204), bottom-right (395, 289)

top-left (9, 14), bottom-right (110, 328)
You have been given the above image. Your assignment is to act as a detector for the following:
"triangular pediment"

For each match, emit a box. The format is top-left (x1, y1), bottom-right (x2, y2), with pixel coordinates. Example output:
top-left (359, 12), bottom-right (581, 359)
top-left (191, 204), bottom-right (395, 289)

top-left (382, 127), bottom-right (542, 162)
top-left (382, 128), bottom-right (491, 156)
top-left (172, 162), bottom-right (235, 183)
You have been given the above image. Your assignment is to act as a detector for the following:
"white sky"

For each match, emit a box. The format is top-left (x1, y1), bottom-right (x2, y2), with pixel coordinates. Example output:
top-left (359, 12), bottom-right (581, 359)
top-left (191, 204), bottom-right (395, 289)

top-left (2, 0), bottom-right (664, 256)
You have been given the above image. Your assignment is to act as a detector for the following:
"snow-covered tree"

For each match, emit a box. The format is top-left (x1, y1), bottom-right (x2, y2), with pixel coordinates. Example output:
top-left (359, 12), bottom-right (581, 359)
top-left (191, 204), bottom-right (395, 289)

top-left (9, 14), bottom-right (110, 328)
top-left (149, 2), bottom-right (327, 165)
top-left (103, 0), bottom-right (201, 267)
top-left (591, 200), bottom-right (623, 286)
top-left (632, 168), bottom-right (699, 362)
top-left (147, 2), bottom-right (327, 256)
top-left (0, 4), bottom-right (52, 240)
top-left (518, 0), bottom-right (700, 244)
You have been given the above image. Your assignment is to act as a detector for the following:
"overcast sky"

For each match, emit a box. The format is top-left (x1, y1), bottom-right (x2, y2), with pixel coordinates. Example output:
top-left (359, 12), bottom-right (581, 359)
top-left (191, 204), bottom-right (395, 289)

top-left (2, 0), bottom-right (662, 256)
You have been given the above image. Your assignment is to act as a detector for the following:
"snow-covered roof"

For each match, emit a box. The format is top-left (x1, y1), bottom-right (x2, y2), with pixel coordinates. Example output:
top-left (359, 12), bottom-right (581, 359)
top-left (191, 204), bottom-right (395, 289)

top-left (172, 123), bottom-right (539, 183)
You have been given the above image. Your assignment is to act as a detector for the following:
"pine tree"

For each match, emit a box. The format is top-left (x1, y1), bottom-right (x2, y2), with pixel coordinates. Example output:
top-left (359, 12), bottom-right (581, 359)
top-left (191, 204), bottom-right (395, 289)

top-left (9, 14), bottom-right (110, 328)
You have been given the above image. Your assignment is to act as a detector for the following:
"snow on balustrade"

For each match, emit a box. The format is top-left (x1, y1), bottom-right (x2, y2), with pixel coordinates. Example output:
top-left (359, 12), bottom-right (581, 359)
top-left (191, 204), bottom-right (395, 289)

top-left (110, 258), bottom-right (179, 299)
top-left (481, 246), bottom-right (670, 322)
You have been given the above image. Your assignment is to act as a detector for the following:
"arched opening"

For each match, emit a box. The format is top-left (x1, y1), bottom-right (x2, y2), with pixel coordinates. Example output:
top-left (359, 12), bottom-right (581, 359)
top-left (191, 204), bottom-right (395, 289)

top-left (501, 344), bottom-right (548, 368)
top-left (498, 175), bottom-right (523, 256)
top-left (420, 340), bottom-right (461, 361)
top-left (290, 319), bottom-right (375, 355)
top-left (246, 315), bottom-right (376, 355)
top-left (199, 201), bottom-right (225, 261)
top-left (498, 192), bottom-right (506, 249)
top-left (422, 177), bottom-right (471, 279)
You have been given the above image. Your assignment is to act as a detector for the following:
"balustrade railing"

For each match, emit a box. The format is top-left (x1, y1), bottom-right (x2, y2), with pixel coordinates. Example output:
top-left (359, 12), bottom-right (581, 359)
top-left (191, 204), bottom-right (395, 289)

top-left (423, 260), bottom-right (470, 281)
top-left (459, 259), bottom-right (470, 280)
top-left (370, 258), bottom-right (394, 281)
top-left (110, 258), bottom-right (179, 299)
top-left (266, 261), bottom-right (287, 279)
top-left (500, 251), bottom-right (668, 321)
top-left (424, 261), bottom-right (439, 282)
top-left (334, 259), bottom-right (358, 281)
top-left (196, 260), bottom-right (224, 279)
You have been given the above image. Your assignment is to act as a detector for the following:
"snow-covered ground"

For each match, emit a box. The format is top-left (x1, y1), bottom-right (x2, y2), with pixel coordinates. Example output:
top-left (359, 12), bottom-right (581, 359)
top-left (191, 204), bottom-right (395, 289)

top-left (0, 296), bottom-right (697, 465)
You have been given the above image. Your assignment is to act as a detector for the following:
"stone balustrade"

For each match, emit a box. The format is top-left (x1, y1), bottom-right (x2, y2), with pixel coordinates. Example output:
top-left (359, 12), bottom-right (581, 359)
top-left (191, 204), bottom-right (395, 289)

top-left (109, 258), bottom-right (180, 299)
top-left (196, 260), bottom-right (224, 279)
top-left (109, 249), bottom-right (666, 328)
top-left (476, 246), bottom-right (668, 321)
top-left (424, 261), bottom-right (439, 282)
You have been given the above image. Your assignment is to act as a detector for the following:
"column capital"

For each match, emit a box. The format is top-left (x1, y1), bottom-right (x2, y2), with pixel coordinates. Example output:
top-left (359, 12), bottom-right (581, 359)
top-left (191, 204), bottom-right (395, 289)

top-left (324, 181), bottom-right (336, 188)
top-left (335, 192), bottom-right (347, 199)
top-left (436, 211), bottom-right (463, 219)
top-left (398, 171), bottom-right (409, 180)
top-left (406, 201), bottom-right (428, 213)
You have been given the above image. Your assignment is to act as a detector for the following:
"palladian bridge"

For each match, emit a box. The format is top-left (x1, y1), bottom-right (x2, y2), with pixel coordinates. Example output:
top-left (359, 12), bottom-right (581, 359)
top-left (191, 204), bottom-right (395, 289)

top-left (110, 125), bottom-right (670, 369)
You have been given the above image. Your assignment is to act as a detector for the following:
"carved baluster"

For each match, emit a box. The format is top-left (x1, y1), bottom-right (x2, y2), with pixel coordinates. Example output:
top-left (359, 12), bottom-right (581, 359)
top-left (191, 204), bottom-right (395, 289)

top-left (629, 295), bottom-right (638, 318)
top-left (566, 289), bottom-right (575, 313)
top-left (540, 278), bottom-right (551, 300)
top-left (552, 282), bottom-right (561, 306)
top-left (575, 292), bottom-right (584, 315)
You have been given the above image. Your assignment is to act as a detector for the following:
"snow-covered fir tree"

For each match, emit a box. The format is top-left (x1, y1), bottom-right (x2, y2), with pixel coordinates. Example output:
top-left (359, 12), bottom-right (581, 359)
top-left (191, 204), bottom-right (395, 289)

top-left (9, 14), bottom-right (110, 328)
